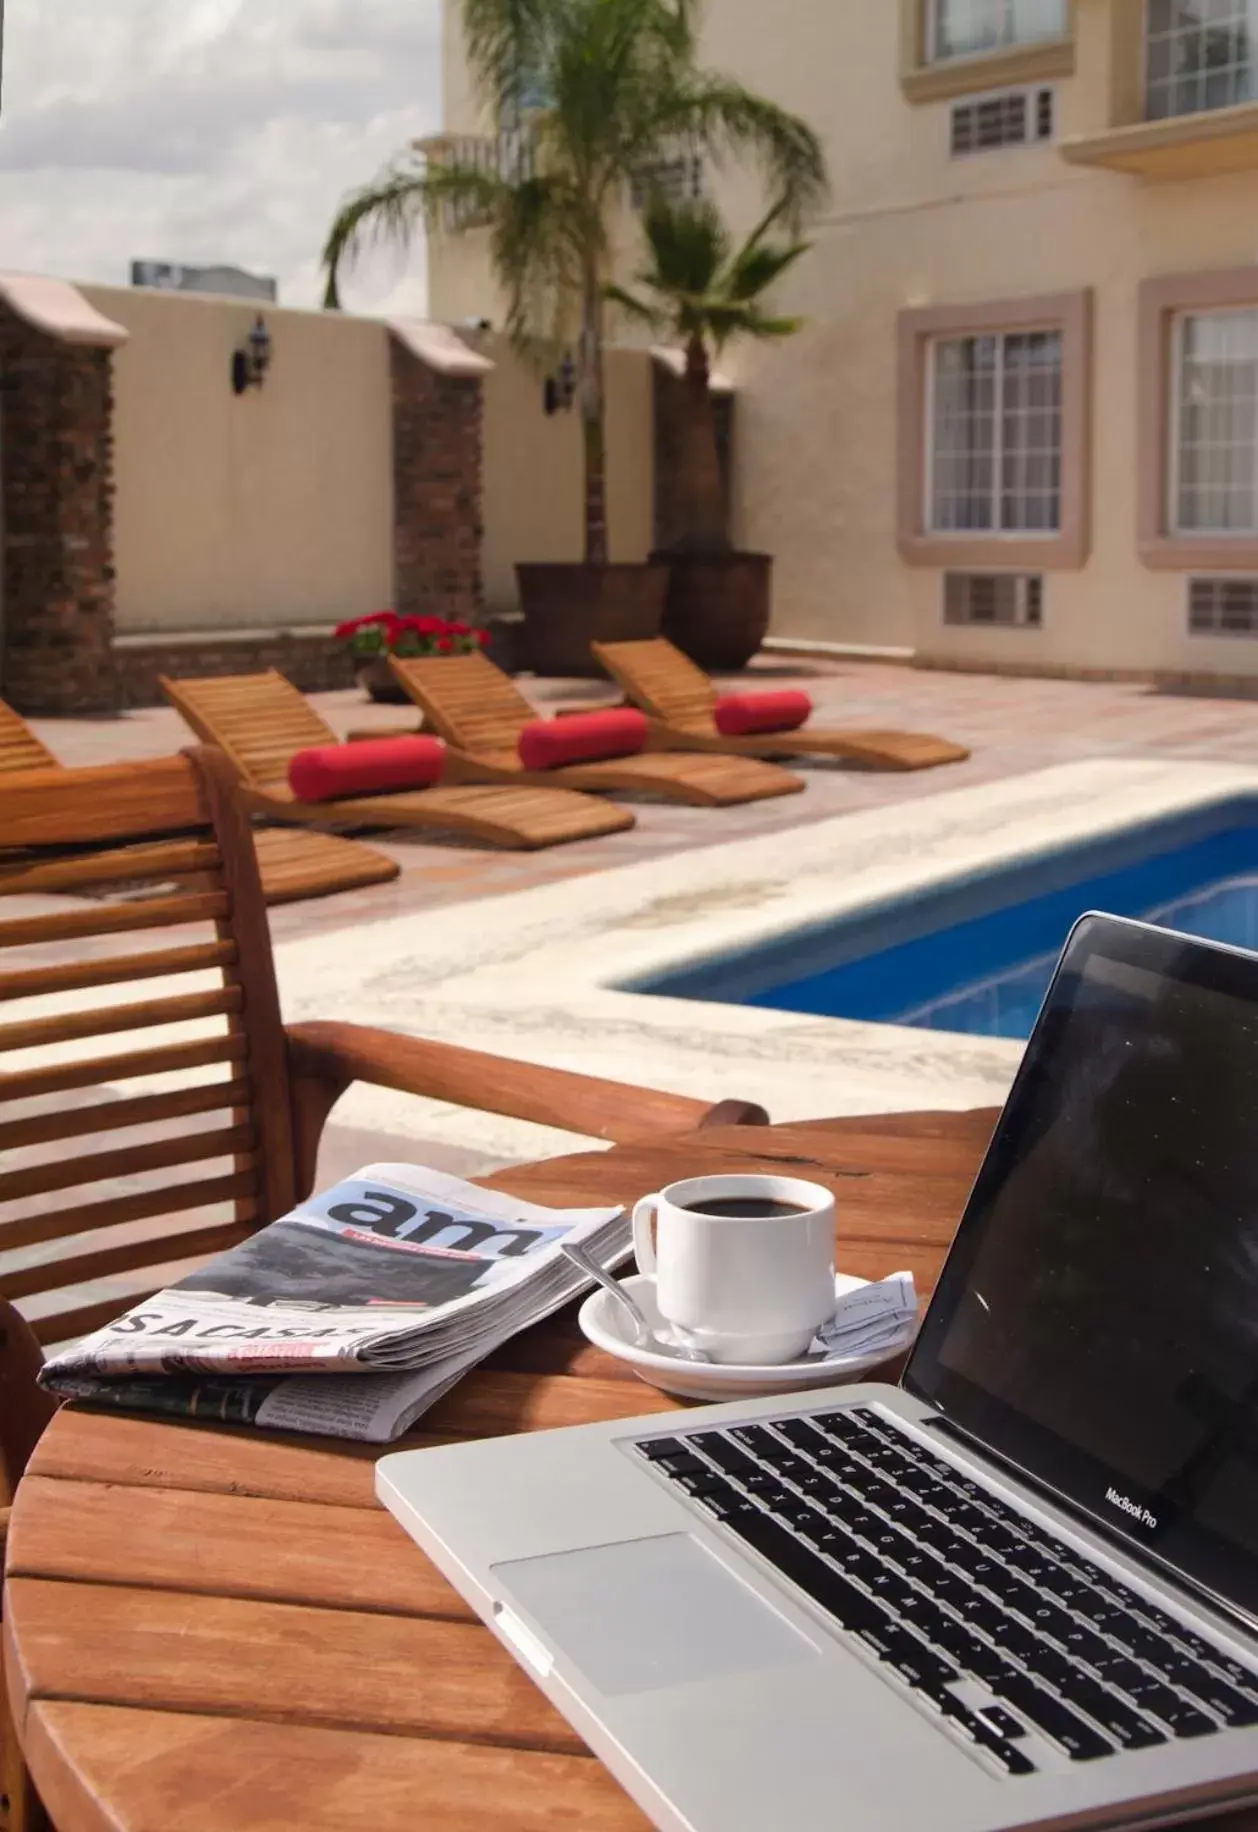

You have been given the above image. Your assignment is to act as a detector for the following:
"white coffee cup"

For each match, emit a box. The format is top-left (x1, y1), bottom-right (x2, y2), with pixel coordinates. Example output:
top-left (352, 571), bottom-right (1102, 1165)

top-left (632, 1174), bottom-right (836, 1365)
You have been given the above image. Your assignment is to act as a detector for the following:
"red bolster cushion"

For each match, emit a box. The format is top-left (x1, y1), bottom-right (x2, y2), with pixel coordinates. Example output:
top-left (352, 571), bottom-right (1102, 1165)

top-left (714, 690), bottom-right (812, 737)
top-left (288, 736), bottom-right (445, 801)
top-left (517, 708), bottom-right (649, 770)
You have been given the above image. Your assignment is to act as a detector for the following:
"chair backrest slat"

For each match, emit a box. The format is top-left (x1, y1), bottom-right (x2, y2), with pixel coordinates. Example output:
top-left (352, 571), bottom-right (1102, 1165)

top-left (0, 984), bottom-right (243, 1055)
top-left (161, 672), bottom-right (337, 787)
top-left (0, 1169), bottom-right (257, 1259)
top-left (0, 748), bottom-right (296, 1344)
top-left (0, 893), bottom-right (229, 952)
top-left (0, 841), bottom-right (221, 897)
top-left (0, 938), bottom-right (236, 1004)
top-left (0, 1119), bottom-right (255, 1208)
top-left (5, 1217), bottom-right (258, 1311)
top-left (390, 654), bottom-right (538, 753)
top-left (592, 638), bottom-right (720, 731)
top-left (0, 1078), bottom-right (251, 1153)
top-left (0, 1034), bottom-right (246, 1105)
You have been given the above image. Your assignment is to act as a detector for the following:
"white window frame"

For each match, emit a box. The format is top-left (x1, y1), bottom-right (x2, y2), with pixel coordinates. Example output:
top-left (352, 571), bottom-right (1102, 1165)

top-left (1169, 305), bottom-right (1258, 539)
top-left (1144, 0), bottom-right (1258, 123)
top-left (925, 327), bottom-right (1063, 539)
top-left (926, 0), bottom-right (1068, 64)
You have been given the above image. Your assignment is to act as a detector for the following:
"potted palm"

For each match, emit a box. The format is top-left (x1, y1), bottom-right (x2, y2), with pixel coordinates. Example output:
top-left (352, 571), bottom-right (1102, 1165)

top-left (610, 195), bottom-right (811, 669)
top-left (321, 0), bottom-right (825, 676)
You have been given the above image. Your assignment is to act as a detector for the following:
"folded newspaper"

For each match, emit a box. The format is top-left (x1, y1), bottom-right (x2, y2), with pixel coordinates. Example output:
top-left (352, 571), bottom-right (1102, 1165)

top-left (39, 1165), bottom-right (627, 1444)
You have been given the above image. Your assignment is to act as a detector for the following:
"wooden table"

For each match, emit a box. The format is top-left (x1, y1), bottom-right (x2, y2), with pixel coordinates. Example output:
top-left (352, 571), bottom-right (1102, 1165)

top-left (15, 1103), bottom-right (1237, 1832)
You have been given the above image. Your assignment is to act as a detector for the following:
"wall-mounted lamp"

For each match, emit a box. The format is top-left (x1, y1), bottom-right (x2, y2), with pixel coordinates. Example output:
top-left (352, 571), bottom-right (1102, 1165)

top-left (543, 350), bottom-right (577, 416)
top-left (231, 314), bottom-right (273, 395)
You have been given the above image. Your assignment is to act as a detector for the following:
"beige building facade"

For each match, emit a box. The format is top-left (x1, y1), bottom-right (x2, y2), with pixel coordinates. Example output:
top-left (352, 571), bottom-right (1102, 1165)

top-left (432, 0), bottom-right (1258, 680)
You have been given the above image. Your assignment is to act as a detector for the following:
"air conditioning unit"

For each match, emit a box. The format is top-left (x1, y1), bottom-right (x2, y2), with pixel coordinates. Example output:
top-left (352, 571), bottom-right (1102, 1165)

top-left (944, 572), bottom-right (1044, 629)
top-left (1188, 577), bottom-right (1258, 637)
top-left (950, 86), bottom-right (1054, 157)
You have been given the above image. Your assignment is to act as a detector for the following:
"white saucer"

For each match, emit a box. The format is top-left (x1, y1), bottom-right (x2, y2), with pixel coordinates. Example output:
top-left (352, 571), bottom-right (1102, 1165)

top-left (577, 1273), bottom-right (918, 1402)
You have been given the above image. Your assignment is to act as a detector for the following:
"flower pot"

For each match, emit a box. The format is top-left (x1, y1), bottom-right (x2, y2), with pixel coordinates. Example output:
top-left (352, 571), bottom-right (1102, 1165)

top-left (354, 657), bottom-right (410, 703)
top-left (516, 562), bottom-right (669, 677)
top-left (655, 551), bottom-right (773, 673)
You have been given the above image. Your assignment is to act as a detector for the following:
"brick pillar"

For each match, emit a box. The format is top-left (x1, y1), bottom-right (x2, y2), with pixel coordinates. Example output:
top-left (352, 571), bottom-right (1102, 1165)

top-left (651, 359), bottom-right (733, 553)
top-left (390, 332), bottom-right (486, 623)
top-left (0, 301), bottom-right (121, 714)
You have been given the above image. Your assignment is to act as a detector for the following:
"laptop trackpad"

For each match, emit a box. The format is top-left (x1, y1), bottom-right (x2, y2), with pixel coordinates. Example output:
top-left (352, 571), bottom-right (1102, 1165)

top-left (492, 1532), bottom-right (823, 1697)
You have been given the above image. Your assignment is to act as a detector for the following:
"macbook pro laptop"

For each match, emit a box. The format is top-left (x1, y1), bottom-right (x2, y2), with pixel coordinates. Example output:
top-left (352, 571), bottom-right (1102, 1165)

top-left (379, 912), bottom-right (1258, 1831)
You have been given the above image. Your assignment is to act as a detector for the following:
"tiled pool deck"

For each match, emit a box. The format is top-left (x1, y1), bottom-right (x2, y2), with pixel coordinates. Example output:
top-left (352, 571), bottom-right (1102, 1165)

top-left (26, 656), bottom-right (1258, 1182)
top-left (33, 658), bottom-right (1258, 945)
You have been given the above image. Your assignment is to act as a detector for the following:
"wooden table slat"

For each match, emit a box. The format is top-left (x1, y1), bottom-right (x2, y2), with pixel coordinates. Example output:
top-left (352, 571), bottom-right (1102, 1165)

top-left (24, 1703), bottom-right (649, 1832)
top-left (8, 1477), bottom-right (475, 1621)
top-left (7, 1579), bottom-right (584, 1754)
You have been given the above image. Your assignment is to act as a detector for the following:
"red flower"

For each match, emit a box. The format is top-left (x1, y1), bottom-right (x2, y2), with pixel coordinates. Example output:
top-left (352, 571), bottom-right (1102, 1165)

top-left (436, 634), bottom-right (454, 653)
top-left (416, 614), bottom-right (446, 637)
top-left (448, 620), bottom-right (470, 637)
top-left (474, 628), bottom-right (490, 648)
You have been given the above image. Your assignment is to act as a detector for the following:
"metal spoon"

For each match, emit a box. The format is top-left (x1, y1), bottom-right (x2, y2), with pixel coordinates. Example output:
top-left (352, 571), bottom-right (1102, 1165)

top-left (561, 1241), bottom-right (710, 1362)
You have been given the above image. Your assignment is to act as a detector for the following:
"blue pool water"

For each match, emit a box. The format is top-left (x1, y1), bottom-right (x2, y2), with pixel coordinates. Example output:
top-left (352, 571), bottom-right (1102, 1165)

top-left (638, 800), bottom-right (1258, 1040)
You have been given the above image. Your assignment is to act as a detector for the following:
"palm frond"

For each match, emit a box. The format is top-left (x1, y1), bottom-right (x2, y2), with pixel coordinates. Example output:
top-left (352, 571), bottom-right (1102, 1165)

top-left (638, 195), bottom-right (727, 295)
top-left (652, 76), bottom-right (828, 226)
top-left (321, 163), bottom-right (433, 307)
top-left (604, 281), bottom-right (666, 333)
top-left (490, 172), bottom-right (585, 350)
top-left (725, 232), bottom-right (811, 303)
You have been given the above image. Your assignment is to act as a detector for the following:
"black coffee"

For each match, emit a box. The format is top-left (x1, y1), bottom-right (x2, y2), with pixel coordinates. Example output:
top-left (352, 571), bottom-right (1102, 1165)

top-left (681, 1198), bottom-right (810, 1220)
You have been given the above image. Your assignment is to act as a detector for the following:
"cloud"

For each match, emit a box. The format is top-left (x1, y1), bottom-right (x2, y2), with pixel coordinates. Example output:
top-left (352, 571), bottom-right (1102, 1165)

top-left (0, 0), bottom-right (442, 310)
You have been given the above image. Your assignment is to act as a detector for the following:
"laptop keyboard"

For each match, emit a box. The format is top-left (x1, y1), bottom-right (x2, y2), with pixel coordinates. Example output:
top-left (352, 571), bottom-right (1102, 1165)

top-left (635, 1406), bottom-right (1258, 1777)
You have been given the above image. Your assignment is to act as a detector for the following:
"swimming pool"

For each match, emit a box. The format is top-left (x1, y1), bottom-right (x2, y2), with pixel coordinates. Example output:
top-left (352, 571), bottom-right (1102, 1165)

top-left (638, 798), bottom-right (1258, 1040)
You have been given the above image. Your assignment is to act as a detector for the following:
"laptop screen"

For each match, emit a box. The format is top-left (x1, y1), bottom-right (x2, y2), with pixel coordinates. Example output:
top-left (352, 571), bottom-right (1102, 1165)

top-left (906, 912), bottom-right (1258, 1620)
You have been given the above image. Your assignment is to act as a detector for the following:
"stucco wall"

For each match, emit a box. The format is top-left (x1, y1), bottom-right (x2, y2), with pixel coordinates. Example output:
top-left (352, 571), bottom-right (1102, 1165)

top-left (83, 285), bottom-right (394, 636)
top-left (480, 339), bottom-right (654, 613)
top-left (434, 0), bottom-right (1258, 678)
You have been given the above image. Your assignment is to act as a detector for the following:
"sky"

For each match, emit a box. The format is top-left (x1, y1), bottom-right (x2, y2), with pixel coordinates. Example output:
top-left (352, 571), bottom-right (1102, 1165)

top-left (0, 0), bottom-right (444, 314)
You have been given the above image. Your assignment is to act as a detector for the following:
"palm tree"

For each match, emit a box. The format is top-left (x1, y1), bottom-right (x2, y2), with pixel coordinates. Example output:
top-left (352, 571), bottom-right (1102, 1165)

top-left (321, 0), bottom-right (827, 569)
top-left (608, 195), bottom-right (810, 555)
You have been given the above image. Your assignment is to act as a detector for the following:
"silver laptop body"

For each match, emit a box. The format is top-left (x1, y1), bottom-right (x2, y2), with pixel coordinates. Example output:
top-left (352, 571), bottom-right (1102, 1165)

top-left (380, 915), bottom-right (1258, 1831)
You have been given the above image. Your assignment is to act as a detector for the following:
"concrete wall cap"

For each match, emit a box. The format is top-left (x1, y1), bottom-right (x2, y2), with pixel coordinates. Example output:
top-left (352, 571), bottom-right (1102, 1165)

top-left (650, 344), bottom-right (734, 393)
top-left (0, 274), bottom-right (129, 346)
top-left (388, 318), bottom-right (494, 375)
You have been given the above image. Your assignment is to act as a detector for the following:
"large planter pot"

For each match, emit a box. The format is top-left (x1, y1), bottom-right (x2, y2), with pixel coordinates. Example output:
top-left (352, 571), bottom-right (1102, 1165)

top-left (516, 562), bottom-right (669, 677)
top-left (354, 657), bottom-right (410, 703)
top-left (655, 551), bottom-right (773, 673)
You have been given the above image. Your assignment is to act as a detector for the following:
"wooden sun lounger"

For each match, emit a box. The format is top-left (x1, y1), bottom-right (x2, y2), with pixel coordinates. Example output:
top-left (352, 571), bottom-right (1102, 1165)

top-left (590, 638), bottom-right (971, 772)
top-left (160, 669), bottom-right (634, 848)
top-left (0, 695), bottom-right (400, 904)
top-left (388, 653), bottom-right (805, 806)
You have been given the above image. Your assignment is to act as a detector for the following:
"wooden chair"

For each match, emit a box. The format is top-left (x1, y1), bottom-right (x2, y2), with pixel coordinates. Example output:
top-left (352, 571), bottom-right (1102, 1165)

top-left (0, 746), bottom-right (769, 1825)
top-left (0, 746), bottom-right (768, 1349)
top-left (160, 671), bottom-right (635, 849)
top-left (0, 695), bottom-right (400, 907)
top-left (591, 637), bottom-right (971, 772)
top-left (387, 653), bottom-right (805, 806)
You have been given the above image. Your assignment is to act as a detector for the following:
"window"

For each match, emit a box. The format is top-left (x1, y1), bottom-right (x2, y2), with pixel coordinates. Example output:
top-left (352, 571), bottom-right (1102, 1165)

top-left (950, 86), bottom-right (1055, 152)
top-left (928, 0), bottom-right (1067, 63)
top-left (899, 290), bottom-right (1090, 568)
top-left (1147, 1), bottom-right (1258, 121)
top-left (1172, 308), bottom-right (1258, 533)
top-left (929, 330), bottom-right (1063, 533)
top-left (944, 572), bottom-right (1044, 624)
top-left (1188, 576), bottom-right (1258, 632)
